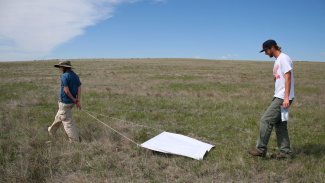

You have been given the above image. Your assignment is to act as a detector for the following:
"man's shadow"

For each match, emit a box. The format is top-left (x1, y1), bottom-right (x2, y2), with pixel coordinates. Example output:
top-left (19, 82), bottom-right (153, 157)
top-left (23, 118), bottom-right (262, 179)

top-left (294, 143), bottom-right (325, 158)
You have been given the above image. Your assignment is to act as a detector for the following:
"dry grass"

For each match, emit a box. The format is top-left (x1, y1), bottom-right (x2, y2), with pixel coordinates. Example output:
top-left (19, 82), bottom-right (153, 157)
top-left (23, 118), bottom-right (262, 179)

top-left (0, 59), bottom-right (325, 182)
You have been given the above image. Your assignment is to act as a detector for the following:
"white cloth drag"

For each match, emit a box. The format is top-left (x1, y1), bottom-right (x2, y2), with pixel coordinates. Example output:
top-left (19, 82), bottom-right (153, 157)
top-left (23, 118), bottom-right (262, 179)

top-left (141, 131), bottom-right (214, 160)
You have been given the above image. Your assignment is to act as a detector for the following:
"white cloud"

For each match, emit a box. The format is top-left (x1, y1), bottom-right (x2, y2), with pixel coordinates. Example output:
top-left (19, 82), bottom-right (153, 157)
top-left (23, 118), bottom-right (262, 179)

top-left (219, 54), bottom-right (238, 60)
top-left (0, 0), bottom-right (139, 61)
top-left (152, 0), bottom-right (168, 4)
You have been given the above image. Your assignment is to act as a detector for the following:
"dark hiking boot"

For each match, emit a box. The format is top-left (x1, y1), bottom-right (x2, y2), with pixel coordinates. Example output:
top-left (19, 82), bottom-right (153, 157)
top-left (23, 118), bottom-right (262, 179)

top-left (248, 148), bottom-right (266, 157)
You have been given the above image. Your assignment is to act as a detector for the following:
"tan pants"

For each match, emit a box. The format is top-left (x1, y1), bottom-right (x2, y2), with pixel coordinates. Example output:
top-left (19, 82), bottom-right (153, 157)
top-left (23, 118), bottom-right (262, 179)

top-left (48, 102), bottom-right (80, 142)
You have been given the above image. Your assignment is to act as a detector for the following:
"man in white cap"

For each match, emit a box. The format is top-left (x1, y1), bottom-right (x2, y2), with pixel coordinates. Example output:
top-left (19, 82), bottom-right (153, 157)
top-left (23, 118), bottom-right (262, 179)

top-left (249, 40), bottom-right (295, 159)
top-left (48, 60), bottom-right (82, 142)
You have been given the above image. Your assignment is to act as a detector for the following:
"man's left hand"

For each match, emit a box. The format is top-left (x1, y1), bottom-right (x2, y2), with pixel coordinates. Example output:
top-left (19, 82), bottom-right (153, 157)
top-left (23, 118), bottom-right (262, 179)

top-left (75, 100), bottom-right (81, 110)
top-left (283, 98), bottom-right (290, 109)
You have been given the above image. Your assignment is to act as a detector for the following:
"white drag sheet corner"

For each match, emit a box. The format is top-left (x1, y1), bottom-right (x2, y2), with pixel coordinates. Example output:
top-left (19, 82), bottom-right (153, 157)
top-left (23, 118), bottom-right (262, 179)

top-left (141, 131), bottom-right (214, 160)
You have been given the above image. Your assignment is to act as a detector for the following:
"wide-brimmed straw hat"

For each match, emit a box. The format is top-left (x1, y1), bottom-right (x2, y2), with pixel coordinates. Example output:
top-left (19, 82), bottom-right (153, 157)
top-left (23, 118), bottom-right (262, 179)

top-left (54, 60), bottom-right (72, 68)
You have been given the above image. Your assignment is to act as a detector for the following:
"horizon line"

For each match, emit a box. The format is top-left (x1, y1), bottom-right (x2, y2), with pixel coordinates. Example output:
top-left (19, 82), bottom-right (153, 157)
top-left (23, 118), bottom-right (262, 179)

top-left (0, 57), bottom-right (324, 63)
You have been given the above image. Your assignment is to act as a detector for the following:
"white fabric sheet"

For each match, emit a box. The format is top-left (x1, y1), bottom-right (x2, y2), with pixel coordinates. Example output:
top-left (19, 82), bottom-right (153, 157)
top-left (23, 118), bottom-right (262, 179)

top-left (141, 131), bottom-right (214, 160)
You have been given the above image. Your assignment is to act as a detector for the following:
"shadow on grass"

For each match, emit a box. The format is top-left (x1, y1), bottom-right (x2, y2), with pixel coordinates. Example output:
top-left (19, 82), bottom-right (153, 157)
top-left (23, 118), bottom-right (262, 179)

top-left (151, 151), bottom-right (173, 158)
top-left (295, 143), bottom-right (325, 158)
top-left (144, 148), bottom-right (214, 160)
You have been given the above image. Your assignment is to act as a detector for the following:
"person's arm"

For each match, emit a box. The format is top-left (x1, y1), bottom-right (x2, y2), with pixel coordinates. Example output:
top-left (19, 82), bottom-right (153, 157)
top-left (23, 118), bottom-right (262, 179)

top-left (63, 86), bottom-right (81, 109)
top-left (283, 71), bottom-right (291, 108)
top-left (76, 86), bottom-right (81, 109)
top-left (63, 87), bottom-right (78, 103)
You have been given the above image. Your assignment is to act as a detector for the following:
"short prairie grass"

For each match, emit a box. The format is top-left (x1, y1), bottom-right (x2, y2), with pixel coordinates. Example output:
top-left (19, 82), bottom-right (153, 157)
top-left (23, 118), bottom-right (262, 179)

top-left (0, 59), bottom-right (324, 182)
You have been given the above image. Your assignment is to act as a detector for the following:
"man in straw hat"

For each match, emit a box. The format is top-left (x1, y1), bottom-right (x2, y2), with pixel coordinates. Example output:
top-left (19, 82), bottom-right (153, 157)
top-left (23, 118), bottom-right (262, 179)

top-left (48, 60), bottom-right (82, 142)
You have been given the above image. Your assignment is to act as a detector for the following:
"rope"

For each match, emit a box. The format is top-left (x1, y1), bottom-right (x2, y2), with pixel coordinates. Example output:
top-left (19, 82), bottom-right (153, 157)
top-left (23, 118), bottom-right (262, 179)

top-left (82, 109), bottom-right (164, 132)
top-left (82, 109), bottom-right (141, 147)
top-left (82, 109), bottom-right (251, 147)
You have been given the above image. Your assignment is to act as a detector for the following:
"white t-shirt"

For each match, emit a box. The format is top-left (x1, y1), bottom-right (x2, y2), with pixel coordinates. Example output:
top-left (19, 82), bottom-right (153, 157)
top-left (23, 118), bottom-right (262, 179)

top-left (273, 53), bottom-right (295, 100)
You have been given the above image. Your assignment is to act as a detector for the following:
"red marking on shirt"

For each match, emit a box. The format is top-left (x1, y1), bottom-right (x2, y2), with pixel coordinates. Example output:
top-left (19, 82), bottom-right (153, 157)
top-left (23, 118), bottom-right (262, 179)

top-left (273, 65), bottom-right (280, 80)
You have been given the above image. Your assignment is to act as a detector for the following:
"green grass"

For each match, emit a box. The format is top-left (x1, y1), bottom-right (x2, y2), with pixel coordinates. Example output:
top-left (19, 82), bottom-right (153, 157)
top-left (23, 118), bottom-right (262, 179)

top-left (0, 59), bottom-right (325, 182)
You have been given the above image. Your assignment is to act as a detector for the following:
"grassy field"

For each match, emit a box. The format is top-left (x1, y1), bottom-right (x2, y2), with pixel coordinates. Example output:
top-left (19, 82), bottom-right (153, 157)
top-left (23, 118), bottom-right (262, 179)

top-left (0, 59), bottom-right (324, 182)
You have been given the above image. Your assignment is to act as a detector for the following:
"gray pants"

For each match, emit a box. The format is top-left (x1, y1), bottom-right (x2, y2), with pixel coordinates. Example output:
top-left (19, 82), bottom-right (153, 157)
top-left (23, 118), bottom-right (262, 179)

top-left (256, 98), bottom-right (293, 154)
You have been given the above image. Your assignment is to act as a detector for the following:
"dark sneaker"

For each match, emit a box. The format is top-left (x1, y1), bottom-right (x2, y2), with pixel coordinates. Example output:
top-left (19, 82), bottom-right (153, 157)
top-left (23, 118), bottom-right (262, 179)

top-left (248, 148), bottom-right (266, 157)
top-left (270, 152), bottom-right (293, 159)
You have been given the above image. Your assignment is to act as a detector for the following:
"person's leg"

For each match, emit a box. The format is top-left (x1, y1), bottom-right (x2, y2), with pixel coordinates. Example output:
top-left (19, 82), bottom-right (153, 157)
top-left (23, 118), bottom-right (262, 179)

top-left (48, 102), bottom-right (63, 135)
top-left (275, 121), bottom-right (291, 153)
top-left (256, 98), bottom-right (282, 154)
top-left (60, 103), bottom-right (80, 142)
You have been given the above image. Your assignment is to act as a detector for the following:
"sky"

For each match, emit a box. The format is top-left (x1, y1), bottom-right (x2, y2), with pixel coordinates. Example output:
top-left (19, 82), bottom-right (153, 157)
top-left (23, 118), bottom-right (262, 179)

top-left (0, 0), bottom-right (325, 62)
